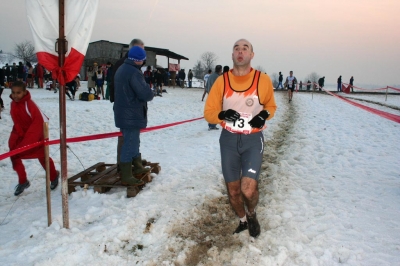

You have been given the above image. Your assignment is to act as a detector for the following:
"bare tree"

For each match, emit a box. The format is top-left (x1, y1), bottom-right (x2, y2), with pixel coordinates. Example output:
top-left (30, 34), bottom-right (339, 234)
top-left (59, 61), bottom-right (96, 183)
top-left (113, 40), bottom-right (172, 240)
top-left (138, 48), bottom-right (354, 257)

top-left (255, 65), bottom-right (266, 73)
top-left (200, 51), bottom-right (218, 73)
top-left (304, 72), bottom-right (320, 90)
top-left (14, 40), bottom-right (37, 63)
top-left (192, 60), bottom-right (205, 79)
top-left (193, 51), bottom-right (218, 79)
top-left (305, 72), bottom-right (320, 84)
top-left (270, 72), bottom-right (279, 88)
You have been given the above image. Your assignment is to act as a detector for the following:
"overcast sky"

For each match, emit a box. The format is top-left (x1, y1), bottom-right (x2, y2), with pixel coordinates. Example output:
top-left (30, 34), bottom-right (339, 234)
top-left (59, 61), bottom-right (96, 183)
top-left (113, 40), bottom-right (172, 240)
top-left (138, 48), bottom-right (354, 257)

top-left (1, 0), bottom-right (399, 86)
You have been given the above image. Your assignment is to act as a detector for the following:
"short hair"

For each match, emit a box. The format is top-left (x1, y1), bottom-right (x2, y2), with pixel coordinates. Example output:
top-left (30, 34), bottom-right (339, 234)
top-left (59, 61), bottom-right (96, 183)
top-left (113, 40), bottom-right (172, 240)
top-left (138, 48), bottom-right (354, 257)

top-left (215, 65), bottom-right (222, 72)
top-left (234, 39), bottom-right (253, 52)
top-left (129, 38), bottom-right (144, 48)
top-left (208, 69), bottom-right (212, 73)
top-left (223, 66), bottom-right (230, 73)
top-left (12, 81), bottom-right (26, 91)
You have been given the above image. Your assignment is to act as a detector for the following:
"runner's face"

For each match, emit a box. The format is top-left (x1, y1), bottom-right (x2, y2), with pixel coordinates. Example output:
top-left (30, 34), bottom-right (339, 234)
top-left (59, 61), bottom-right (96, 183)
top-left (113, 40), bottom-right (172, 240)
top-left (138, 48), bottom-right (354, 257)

top-left (11, 86), bottom-right (27, 102)
top-left (232, 40), bottom-right (254, 67)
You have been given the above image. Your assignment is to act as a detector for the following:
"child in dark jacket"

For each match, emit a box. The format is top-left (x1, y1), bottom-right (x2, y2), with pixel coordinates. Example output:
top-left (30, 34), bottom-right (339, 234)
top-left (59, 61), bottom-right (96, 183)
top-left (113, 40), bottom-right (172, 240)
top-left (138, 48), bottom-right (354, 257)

top-left (9, 81), bottom-right (59, 196)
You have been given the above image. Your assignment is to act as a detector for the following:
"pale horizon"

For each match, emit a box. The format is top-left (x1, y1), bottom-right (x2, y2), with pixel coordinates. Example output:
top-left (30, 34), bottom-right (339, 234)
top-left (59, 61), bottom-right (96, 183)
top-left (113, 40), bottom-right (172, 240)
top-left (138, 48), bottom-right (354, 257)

top-left (1, 0), bottom-right (399, 86)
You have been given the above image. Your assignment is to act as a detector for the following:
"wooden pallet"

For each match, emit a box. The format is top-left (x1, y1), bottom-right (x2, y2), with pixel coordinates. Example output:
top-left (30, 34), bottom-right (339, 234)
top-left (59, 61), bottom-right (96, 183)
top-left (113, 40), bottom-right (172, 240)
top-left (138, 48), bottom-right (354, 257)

top-left (67, 162), bottom-right (161, 198)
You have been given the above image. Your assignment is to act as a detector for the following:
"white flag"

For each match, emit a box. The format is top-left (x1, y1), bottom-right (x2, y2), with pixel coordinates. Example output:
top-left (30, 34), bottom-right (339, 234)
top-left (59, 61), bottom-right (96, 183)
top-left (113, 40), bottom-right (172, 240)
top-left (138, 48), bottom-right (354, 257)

top-left (26, 0), bottom-right (99, 84)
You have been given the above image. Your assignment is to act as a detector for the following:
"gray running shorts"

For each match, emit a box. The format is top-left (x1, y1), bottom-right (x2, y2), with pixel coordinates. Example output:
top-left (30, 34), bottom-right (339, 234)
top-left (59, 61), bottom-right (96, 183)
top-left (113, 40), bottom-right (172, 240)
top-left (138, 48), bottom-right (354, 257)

top-left (219, 129), bottom-right (264, 183)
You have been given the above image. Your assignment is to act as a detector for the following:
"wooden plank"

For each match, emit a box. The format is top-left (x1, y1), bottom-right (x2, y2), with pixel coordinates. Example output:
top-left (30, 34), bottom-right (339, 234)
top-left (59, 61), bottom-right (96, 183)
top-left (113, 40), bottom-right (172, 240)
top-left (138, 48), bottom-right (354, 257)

top-left (68, 162), bottom-right (104, 182)
top-left (93, 186), bottom-right (111, 194)
top-left (127, 186), bottom-right (140, 198)
top-left (94, 172), bottom-right (120, 185)
top-left (71, 165), bottom-right (117, 185)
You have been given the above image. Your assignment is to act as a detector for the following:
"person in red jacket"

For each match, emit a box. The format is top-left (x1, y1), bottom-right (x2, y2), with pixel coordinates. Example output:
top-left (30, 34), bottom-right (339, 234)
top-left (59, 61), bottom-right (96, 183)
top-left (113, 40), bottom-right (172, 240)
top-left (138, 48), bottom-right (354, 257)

top-left (36, 63), bottom-right (44, 88)
top-left (9, 81), bottom-right (59, 196)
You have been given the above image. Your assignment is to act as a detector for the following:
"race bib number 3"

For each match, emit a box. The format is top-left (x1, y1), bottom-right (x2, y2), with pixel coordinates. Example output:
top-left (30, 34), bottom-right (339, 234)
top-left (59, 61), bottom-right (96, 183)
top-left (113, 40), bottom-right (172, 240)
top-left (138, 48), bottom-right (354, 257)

top-left (225, 112), bottom-right (253, 134)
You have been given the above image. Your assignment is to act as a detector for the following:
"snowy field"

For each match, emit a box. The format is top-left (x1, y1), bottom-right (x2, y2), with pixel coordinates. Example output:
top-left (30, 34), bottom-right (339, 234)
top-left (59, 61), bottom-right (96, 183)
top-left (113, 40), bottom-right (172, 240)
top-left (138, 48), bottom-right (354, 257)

top-left (0, 83), bottom-right (400, 265)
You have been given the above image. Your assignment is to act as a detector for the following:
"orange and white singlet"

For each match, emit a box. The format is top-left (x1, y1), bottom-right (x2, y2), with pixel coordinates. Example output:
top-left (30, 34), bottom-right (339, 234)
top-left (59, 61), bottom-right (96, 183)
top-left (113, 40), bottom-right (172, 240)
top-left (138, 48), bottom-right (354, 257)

top-left (221, 70), bottom-right (265, 134)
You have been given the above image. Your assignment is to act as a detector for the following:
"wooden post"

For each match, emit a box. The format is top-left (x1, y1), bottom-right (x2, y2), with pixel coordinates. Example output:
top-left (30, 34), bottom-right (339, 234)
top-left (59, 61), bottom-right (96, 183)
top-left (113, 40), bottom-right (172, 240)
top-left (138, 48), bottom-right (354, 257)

top-left (43, 122), bottom-right (52, 226)
top-left (58, 0), bottom-right (69, 229)
top-left (312, 82), bottom-right (314, 100)
top-left (385, 86), bottom-right (389, 102)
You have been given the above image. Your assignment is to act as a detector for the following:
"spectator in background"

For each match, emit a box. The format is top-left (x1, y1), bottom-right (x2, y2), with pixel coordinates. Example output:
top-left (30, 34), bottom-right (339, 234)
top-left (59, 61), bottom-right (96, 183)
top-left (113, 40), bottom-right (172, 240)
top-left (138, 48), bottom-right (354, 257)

top-left (17, 62), bottom-right (24, 82)
top-left (188, 69), bottom-right (193, 88)
top-left (337, 75), bottom-right (342, 92)
top-left (36, 63), bottom-right (44, 88)
top-left (205, 65), bottom-right (222, 130)
top-left (95, 68), bottom-right (105, 100)
top-left (277, 71), bottom-right (283, 89)
top-left (223, 65), bottom-right (230, 74)
top-left (299, 80), bottom-right (303, 90)
top-left (113, 46), bottom-right (153, 184)
top-left (175, 71), bottom-right (179, 87)
top-left (93, 62), bottom-right (99, 72)
top-left (201, 69), bottom-right (212, 101)
top-left (65, 75), bottom-right (80, 101)
top-left (154, 69), bottom-right (164, 96)
top-left (5, 64), bottom-right (11, 82)
top-left (26, 62), bottom-right (34, 88)
top-left (318, 76), bottom-right (325, 91)
top-left (143, 66), bottom-right (152, 87)
top-left (307, 80), bottom-right (311, 91)
top-left (12, 63), bottom-right (18, 82)
top-left (110, 38), bottom-right (146, 172)
top-left (105, 62), bottom-right (113, 100)
top-left (87, 66), bottom-right (96, 94)
top-left (178, 69), bottom-right (186, 88)
top-left (350, 76), bottom-right (354, 92)
top-left (163, 70), bottom-right (170, 87)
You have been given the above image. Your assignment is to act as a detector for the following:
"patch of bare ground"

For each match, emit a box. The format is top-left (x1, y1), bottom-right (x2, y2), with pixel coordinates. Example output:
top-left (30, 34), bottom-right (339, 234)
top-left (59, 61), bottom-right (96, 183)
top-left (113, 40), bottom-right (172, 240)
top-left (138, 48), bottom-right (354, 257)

top-left (155, 92), bottom-right (296, 265)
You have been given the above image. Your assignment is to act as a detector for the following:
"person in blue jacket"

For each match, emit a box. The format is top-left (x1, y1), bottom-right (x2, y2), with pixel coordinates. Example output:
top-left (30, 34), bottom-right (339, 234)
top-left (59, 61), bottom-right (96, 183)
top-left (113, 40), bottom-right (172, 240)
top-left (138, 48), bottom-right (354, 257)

top-left (113, 46), bottom-right (154, 185)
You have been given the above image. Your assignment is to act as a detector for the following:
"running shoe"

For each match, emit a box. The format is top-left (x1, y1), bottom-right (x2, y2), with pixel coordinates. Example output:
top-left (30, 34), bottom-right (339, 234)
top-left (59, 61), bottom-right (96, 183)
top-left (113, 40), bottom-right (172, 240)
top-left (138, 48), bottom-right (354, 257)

top-left (14, 180), bottom-right (31, 196)
top-left (233, 220), bottom-right (248, 234)
top-left (247, 212), bottom-right (261, 237)
top-left (50, 171), bottom-right (60, 190)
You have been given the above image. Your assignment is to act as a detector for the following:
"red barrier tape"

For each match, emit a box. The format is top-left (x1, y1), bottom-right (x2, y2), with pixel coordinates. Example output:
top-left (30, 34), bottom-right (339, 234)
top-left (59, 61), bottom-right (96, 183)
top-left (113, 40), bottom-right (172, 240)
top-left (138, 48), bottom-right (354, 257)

top-left (342, 83), bottom-right (387, 92)
top-left (323, 89), bottom-right (400, 123)
top-left (0, 117), bottom-right (204, 161)
top-left (388, 86), bottom-right (400, 92)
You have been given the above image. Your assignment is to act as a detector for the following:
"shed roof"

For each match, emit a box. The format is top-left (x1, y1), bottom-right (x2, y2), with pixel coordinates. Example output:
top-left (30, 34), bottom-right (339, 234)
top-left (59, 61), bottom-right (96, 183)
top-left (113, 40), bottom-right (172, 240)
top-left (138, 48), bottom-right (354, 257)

top-left (89, 40), bottom-right (189, 61)
top-left (144, 46), bottom-right (189, 61)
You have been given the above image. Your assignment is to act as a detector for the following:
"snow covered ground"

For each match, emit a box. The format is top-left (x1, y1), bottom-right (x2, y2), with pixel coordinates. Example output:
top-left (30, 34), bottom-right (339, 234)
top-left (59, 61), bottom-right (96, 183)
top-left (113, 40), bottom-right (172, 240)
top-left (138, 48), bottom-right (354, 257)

top-left (0, 83), bottom-right (399, 265)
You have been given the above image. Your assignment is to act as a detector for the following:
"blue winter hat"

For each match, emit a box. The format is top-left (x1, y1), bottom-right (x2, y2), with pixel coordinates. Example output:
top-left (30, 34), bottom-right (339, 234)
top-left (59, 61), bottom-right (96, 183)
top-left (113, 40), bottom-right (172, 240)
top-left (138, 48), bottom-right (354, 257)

top-left (128, 46), bottom-right (146, 62)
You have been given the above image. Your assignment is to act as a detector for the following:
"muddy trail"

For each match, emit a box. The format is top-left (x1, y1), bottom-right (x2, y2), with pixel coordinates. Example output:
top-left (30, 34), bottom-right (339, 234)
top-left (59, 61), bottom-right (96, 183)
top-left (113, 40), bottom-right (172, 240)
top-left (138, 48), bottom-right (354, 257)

top-left (153, 92), bottom-right (296, 265)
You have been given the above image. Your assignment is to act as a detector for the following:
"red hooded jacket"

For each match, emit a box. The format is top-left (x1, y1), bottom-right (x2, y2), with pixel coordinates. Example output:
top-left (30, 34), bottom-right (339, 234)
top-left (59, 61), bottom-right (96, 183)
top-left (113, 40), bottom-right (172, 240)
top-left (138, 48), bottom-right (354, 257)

top-left (8, 91), bottom-right (48, 159)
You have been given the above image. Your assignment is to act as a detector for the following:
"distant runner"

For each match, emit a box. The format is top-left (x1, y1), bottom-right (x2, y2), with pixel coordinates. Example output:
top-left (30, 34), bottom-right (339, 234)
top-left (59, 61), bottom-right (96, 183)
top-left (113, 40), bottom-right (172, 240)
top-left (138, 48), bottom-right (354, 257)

top-left (284, 70), bottom-right (297, 102)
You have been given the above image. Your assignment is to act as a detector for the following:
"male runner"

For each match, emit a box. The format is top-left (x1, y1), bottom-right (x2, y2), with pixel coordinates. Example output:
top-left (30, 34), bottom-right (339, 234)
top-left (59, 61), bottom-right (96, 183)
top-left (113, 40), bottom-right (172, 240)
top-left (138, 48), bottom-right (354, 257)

top-left (284, 70), bottom-right (297, 102)
top-left (204, 39), bottom-right (277, 237)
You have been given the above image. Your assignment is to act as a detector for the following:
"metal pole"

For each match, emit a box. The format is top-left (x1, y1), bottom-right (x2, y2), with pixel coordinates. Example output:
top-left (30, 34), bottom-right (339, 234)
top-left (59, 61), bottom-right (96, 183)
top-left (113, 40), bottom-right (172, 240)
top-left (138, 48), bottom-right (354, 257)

top-left (43, 122), bottom-right (52, 226)
top-left (385, 86), bottom-right (388, 102)
top-left (58, 0), bottom-right (69, 229)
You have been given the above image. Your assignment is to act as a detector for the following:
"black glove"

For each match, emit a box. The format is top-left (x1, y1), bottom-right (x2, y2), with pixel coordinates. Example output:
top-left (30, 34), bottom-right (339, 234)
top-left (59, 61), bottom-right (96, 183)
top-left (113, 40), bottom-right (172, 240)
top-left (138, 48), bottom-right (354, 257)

top-left (218, 109), bottom-right (240, 122)
top-left (248, 110), bottom-right (270, 129)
